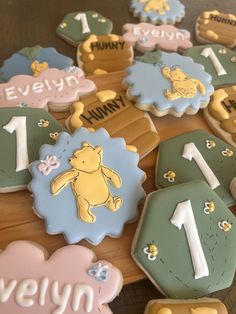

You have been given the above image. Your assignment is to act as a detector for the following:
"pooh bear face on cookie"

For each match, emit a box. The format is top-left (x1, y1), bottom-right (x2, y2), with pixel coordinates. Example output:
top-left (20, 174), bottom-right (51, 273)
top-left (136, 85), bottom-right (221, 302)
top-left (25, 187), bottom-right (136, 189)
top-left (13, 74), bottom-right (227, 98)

top-left (167, 67), bottom-right (188, 81)
top-left (69, 142), bottom-right (102, 173)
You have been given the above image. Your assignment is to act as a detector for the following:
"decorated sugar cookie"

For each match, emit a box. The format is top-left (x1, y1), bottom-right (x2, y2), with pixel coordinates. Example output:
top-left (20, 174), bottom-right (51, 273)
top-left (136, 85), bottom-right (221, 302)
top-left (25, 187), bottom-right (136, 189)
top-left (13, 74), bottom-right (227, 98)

top-left (130, 0), bottom-right (185, 25)
top-left (0, 108), bottom-right (66, 192)
top-left (122, 23), bottom-right (192, 52)
top-left (77, 34), bottom-right (134, 75)
top-left (0, 46), bottom-right (73, 82)
top-left (29, 128), bottom-right (146, 245)
top-left (184, 45), bottom-right (236, 88)
top-left (203, 86), bottom-right (236, 147)
top-left (0, 67), bottom-right (96, 112)
top-left (123, 51), bottom-right (213, 117)
top-left (196, 11), bottom-right (236, 48)
top-left (66, 90), bottom-right (160, 158)
top-left (0, 241), bottom-right (122, 313)
top-left (132, 180), bottom-right (236, 298)
top-left (56, 11), bottom-right (113, 46)
top-left (144, 298), bottom-right (228, 314)
top-left (155, 129), bottom-right (236, 206)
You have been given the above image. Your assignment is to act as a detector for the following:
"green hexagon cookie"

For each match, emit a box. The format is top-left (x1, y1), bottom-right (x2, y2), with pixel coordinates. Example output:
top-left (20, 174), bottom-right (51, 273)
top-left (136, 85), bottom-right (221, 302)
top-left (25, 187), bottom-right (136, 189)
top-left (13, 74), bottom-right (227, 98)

top-left (132, 180), bottom-right (236, 298)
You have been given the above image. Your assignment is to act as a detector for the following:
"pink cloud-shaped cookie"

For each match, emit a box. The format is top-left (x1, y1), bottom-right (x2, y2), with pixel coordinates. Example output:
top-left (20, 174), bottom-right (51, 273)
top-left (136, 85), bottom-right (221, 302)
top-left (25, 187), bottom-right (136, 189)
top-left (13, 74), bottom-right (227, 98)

top-left (0, 241), bottom-right (122, 313)
top-left (123, 23), bottom-right (192, 52)
top-left (0, 67), bottom-right (96, 111)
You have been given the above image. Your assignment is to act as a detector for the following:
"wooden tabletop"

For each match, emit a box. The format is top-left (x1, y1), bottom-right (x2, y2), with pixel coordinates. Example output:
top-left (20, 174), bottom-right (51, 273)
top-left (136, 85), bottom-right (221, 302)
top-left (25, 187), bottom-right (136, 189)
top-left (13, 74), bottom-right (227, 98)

top-left (0, 0), bottom-right (235, 313)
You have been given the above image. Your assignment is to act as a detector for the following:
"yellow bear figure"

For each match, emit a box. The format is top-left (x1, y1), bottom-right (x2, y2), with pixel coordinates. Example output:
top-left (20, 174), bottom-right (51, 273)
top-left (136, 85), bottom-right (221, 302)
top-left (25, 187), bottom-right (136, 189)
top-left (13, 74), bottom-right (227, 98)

top-left (140, 0), bottom-right (170, 15)
top-left (51, 142), bottom-right (122, 223)
top-left (162, 67), bottom-right (206, 100)
top-left (31, 60), bottom-right (49, 77)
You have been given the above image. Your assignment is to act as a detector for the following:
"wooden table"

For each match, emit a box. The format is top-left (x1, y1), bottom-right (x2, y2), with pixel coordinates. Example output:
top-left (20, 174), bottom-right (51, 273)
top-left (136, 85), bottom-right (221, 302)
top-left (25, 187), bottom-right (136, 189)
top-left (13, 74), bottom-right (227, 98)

top-left (0, 0), bottom-right (235, 313)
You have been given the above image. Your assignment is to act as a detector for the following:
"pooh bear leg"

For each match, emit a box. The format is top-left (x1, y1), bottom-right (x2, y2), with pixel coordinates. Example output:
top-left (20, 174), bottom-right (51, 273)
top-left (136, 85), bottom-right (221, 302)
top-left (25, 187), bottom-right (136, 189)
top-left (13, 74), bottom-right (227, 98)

top-left (164, 90), bottom-right (181, 100)
top-left (105, 194), bottom-right (122, 212)
top-left (76, 196), bottom-right (96, 223)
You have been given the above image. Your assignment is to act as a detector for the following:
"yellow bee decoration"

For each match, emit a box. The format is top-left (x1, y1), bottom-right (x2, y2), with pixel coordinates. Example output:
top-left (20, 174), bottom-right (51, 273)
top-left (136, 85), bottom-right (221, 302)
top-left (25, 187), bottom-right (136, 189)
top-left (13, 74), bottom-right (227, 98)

top-left (163, 170), bottom-right (176, 183)
top-left (204, 200), bottom-right (215, 214)
top-left (38, 119), bottom-right (50, 128)
top-left (206, 139), bottom-right (216, 149)
top-left (222, 148), bottom-right (234, 157)
top-left (144, 241), bottom-right (158, 261)
top-left (218, 220), bottom-right (232, 232)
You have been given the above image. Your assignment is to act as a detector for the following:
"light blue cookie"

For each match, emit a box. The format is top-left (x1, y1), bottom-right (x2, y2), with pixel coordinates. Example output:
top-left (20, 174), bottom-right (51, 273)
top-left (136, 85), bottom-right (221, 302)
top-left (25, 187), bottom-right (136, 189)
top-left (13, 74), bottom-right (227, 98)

top-left (29, 128), bottom-right (146, 245)
top-left (123, 51), bottom-right (214, 117)
top-left (0, 46), bottom-right (73, 82)
top-left (130, 0), bottom-right (185, 25)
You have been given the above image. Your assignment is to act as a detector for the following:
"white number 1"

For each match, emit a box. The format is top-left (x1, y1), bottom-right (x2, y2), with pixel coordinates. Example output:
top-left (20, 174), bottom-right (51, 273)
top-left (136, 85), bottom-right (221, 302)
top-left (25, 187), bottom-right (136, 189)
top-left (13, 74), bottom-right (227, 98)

top-left (74, 13), bottom-right (91, 34)
top-left (201, 47), bottom-right (227, 76)
top-left (171, 200), bottom-right (209, 279)
top-left (3, 116), bottom-right (29, 172)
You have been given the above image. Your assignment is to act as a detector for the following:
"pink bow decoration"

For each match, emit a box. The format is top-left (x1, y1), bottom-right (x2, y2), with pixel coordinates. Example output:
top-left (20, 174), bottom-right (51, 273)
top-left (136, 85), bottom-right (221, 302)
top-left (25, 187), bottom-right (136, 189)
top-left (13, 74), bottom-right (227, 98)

top-left (38, 155), bottom-right (60, 176)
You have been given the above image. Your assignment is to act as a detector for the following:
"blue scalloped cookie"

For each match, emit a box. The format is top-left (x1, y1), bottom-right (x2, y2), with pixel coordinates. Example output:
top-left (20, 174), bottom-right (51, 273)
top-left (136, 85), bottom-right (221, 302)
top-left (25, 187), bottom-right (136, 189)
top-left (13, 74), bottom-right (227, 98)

top-left (29, 128), bottom-right (146, 245)
top-left (130, 0), bottom-right (185, 25)
top-left (0, 46), bottom-right (73, 82)
top-left (123, 51), bottom-right (214, 117)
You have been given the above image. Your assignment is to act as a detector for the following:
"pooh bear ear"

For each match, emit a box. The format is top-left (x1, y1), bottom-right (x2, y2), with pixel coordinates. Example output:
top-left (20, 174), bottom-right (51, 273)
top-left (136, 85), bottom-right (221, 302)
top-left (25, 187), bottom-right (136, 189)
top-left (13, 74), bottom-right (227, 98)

top-left (95, 146), bottom-right (102, 154)
top-left (82, 142), bottom-right (91, 147)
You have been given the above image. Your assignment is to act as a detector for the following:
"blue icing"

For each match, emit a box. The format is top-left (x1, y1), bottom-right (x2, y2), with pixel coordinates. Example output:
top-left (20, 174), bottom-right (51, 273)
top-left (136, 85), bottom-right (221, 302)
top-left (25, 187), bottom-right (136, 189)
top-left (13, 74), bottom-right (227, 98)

top-left (29, 128), bottom-right (145, 245)
top-left (124, 51), bottom-right (214, 114)
top-left (130, 0), bottom-right (185, 24)
top-left (0, 46), bottom-right (73, 82)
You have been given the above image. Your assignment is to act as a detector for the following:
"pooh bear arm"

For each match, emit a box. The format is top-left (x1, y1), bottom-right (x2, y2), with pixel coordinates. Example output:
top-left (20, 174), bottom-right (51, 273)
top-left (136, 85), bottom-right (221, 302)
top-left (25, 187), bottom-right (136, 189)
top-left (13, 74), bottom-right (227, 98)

top-left (51, 169), bottom-right (79, 195)
top-left (101, 166), bottom-right (122, 188)
top-left (191, 78), bottom-right (206, 95)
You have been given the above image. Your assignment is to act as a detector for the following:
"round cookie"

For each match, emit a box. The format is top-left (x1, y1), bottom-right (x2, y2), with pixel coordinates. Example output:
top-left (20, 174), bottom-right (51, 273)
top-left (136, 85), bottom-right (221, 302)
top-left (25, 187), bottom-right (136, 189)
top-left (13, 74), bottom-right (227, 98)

top-left (77, 34), bottom-right (134, 75)
top-left (122, 23), bottom-right (192, 53)
top-left (0, 107), bottom-right (67, 193)
top-left (56, 11), bottom-right (113, 46)
top-left (0, 67), bottom-right (96, 112)
top-left (0, 241), bottom-right (123, 313)
top-left (132, 180), bottom-right (236, 298)
top-left (184, 44), bottom-right (236, 88)
top-left (130, 0), bottom-right (185, 25)
top-left (144, 298), bottom-right (228, 314)
top-left (196, 10), bottom-right (236, 48)
top-left (0, 46), bottom-right (73, 82)
top-left (155, 129), bottom-right (236, 206)
top-left (66, 90), bottom-right (160, 159)
top-left (29, 127), bottom-right (146, 245)
top-left (123, 51), bottom-right (214, 117)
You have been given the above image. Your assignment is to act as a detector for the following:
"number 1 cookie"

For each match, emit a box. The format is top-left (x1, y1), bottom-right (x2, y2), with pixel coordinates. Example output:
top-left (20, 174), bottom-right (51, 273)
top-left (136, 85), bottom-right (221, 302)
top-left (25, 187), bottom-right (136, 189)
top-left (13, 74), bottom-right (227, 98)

top-left (132, 180), bottom-right (236, 298)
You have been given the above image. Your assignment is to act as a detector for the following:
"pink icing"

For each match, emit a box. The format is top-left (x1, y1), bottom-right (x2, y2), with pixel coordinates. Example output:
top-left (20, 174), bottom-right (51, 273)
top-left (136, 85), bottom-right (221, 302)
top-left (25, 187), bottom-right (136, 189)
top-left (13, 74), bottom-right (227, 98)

top-left (0, 67), bottom-right (96, 110)
top-left (0, 241), bottom-right (122, 313)
top-left (122, 23), bottom-right (192, 52)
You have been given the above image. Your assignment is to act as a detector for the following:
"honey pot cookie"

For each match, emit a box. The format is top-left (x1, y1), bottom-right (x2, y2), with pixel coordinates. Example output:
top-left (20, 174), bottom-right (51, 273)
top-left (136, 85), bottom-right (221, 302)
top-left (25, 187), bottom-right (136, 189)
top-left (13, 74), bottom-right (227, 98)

top-left (66, 90), bottom-right (160, 159)
top-left (123, 51), bottom-right (213, 117)
top-left (29, 128), bottom-right (146, 245)
top-left (196, 10), bottom-right (236, 48)
top-left (77, 34), bottom-right (134, 75)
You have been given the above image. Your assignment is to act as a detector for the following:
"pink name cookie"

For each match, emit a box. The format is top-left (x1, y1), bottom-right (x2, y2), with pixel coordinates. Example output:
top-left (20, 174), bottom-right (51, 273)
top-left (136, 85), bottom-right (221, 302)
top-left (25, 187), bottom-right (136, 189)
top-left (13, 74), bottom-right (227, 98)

top-left (123, 23), bottom-right (192, 52)
top-left (0, 241), bottom-right (122, 313)
top-left (0, 67), bottom-right (96, 112)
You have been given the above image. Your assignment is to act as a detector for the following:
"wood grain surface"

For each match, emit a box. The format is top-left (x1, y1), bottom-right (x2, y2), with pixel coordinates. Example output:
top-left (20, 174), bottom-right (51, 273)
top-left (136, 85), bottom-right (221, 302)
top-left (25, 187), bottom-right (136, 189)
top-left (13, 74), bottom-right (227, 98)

top-left (0, 0), bottom-right (235, 313)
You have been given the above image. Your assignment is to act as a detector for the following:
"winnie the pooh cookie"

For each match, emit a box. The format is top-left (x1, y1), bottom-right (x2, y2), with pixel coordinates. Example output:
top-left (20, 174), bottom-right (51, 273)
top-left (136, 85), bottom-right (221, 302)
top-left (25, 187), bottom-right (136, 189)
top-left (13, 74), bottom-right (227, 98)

top-left (144, 298), bottom-right (228, 314)
top-left (184, 45), bottom-right (236, 88)
top-left (132, 180), bottom-right (236, 298)
top-left (0, 241), bottom-right (123, 313)
top-left (123, 51), bottom-right (213, 117)
top-left (77, 34), bottom-right (134, 75)
top-left (196, 11), bottom-right (236, 48)
top-left (0, 108), bottom-right (66, 193)
top-left (0, 46), bottom-right (73, 82)
top-left (66, 90), bottom-right (160, 159)
top-left (29, 127), bottom-right (145, 244)
top-left (56, 11), bottom-right (113, 46)
top-left (130, 0), bottom-right (185, 25)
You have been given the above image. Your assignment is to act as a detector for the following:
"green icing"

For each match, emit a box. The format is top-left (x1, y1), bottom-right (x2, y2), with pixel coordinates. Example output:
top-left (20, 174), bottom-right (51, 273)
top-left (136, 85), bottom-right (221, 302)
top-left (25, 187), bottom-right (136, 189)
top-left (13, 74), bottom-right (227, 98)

top-left (156, 129), bottom-right (236, 206)
top-left (18, 45), bottom-right (42, 59)
top-left (132, 180), bottom-right (236, 299)
top-left (0, 108), bottom-right (67, 191)
top-left (136, 51), bottom-right (163, 66)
